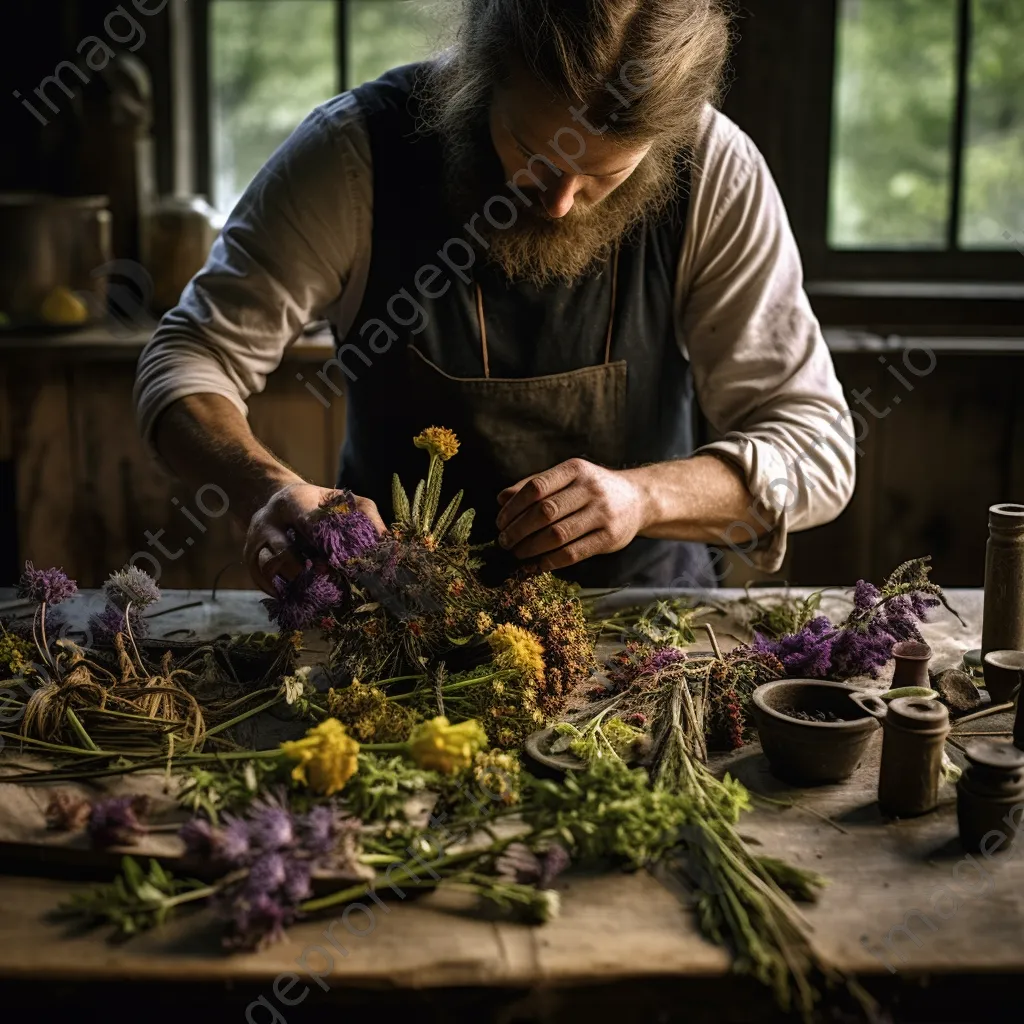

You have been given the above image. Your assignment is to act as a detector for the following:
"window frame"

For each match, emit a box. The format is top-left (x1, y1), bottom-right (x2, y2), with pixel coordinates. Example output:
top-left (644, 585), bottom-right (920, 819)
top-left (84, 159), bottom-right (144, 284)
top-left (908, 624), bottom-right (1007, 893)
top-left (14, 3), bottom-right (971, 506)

top-left (721, 0), bottom-right (1022, 300)
top-left (189, 0), bottom-right (1023, 305)
top-left (190, 0), bottom-right (349, 203)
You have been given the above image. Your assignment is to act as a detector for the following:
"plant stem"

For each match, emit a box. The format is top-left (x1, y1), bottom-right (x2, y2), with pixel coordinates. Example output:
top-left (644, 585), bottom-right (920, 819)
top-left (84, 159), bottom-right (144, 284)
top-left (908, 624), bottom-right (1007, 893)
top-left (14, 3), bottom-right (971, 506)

top-left (66, 708), bottom-right (100, 752)
top-left (204, 695), bottom-right (283, 739)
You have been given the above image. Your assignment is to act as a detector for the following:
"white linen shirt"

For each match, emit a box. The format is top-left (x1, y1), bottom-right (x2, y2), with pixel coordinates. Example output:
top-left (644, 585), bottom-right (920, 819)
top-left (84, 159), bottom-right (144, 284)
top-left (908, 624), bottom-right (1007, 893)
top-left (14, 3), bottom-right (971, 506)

top-left (135, 93), bottom-right (856, 573)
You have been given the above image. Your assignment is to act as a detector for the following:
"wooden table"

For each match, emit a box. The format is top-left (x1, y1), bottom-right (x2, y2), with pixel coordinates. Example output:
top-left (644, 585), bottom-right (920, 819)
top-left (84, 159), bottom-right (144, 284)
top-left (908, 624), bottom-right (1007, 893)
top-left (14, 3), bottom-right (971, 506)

top-left (1, 587), bottom-right (1020, 1023)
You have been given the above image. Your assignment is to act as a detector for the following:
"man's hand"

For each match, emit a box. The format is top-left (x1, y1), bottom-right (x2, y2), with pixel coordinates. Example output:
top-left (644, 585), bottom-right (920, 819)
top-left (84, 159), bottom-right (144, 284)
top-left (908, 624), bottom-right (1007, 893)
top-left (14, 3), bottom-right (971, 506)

top-left (495, 459), bottom-right (650, 571)
top-left (244, 482), bottom-right (385, 595)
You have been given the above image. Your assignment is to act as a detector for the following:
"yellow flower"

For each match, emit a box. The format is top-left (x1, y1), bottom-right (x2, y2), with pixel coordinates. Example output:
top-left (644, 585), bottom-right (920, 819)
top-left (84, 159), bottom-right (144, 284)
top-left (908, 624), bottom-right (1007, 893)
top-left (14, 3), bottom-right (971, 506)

top-left (279, 718), bottom-right (360, 795)
top-left (407, 716), bottom-right (488, 774)
top-left (413, 426), bottom-right (460, 461)
top-left (476, 611), bottom-right (494, 634)
top-left (487, 623), bottom-right (546, 682)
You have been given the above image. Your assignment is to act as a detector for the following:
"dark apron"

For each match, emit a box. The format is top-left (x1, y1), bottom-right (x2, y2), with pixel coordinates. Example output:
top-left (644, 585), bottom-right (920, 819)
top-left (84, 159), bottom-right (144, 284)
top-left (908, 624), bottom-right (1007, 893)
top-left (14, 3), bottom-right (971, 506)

top-left (333, 63), bottom-right (716, 589)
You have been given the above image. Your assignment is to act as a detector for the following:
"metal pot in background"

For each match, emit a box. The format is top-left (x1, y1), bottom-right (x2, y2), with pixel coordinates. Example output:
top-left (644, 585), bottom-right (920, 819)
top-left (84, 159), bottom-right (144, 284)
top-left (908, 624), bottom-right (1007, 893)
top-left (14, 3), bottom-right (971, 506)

top-left (0, 193), bottom-right (112, 329)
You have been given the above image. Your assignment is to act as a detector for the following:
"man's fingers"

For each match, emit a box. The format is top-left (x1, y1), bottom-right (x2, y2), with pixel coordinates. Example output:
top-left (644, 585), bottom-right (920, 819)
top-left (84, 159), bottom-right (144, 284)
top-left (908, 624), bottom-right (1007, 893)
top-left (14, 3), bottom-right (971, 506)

top-left (495, 459), bottom-right (586, 532)
top-left (510, 508), bottom-right (600, 559)
top-left (244, 524), bottom-right (294, 596)
top-left (501, 486), bottom-right (592, 552)
top-left (535, 529), bottom-right (613, 571)
top-left (355, 496), bottom-right (386, 533)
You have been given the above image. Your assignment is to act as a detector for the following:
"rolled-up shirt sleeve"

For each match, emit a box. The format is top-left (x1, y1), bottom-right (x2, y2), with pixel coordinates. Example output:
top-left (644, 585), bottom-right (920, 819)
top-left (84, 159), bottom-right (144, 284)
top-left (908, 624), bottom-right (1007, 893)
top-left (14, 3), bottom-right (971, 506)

top-left (678, 111), bottom-right (856, 572)
top-left (134, 92), bottom-right (369, 447)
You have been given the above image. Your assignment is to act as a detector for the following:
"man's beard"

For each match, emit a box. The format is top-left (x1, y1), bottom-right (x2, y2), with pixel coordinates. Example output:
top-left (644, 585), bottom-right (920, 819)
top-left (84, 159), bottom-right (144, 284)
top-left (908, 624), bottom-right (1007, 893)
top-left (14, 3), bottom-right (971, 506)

top-left (442, 115), bottom-right (680, 287)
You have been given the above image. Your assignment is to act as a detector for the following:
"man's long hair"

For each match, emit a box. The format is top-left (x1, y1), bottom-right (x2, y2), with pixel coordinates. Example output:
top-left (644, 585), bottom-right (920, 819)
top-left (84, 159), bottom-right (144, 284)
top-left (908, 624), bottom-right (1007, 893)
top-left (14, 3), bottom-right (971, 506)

top-left (419, 0), bottom-right (732, 284)
top-left (421, 0), bottom-right (731, 153)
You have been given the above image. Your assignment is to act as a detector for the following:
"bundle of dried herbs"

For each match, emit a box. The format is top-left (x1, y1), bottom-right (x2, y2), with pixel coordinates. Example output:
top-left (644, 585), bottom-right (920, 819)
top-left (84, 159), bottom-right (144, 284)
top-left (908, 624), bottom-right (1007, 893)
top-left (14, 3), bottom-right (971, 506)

top-left (748, 557), bottom-right (963, 680)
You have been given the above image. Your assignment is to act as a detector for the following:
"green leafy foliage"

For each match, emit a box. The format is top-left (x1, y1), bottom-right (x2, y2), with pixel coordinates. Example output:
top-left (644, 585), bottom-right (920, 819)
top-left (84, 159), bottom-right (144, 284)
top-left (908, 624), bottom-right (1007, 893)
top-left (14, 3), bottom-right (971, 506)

top-left (55, 857), bottom-right (210, 939)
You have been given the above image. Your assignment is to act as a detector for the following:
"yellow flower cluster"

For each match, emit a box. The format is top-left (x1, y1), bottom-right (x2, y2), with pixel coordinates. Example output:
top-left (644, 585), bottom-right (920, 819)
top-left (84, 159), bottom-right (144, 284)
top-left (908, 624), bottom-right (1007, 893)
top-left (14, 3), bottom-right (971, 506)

top-left (279, 718), bottom-right (360, 796)
top-left (413, 426), bottom-right (460, 462)
top-left (408, 716), bottom-right (488, 774)
top-left (472, 749), bottom-right (521, 806)
top-left (487, 623), bottom-right (546, 682)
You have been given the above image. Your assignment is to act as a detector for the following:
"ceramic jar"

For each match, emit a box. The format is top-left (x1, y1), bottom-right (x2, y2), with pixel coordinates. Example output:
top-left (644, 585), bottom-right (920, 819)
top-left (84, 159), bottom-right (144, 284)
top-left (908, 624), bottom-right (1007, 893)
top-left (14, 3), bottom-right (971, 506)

top-left (877, 696), bottom-right (949, 817)
top-left (957, 739), bottom-right (1024, 854)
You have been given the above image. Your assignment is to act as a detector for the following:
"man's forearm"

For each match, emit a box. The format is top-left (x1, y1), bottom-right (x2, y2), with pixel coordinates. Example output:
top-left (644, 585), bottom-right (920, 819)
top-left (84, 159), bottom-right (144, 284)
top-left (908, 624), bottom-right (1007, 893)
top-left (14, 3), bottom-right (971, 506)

top-left (152, 395), bottom-right (305, 524)
top-left (626, 454), bottom-right (770, 545)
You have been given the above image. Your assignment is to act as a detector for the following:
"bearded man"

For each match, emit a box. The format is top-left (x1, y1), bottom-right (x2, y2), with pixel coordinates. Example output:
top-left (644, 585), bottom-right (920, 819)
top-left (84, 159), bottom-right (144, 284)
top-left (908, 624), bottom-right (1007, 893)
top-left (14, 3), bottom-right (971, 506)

top-left (136, 0), bottom-right (855, 593)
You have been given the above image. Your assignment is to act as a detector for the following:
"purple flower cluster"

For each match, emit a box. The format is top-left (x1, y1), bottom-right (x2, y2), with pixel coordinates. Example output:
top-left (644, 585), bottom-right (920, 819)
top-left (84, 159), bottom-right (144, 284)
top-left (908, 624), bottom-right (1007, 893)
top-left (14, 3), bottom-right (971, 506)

top-left (180, 795), bottom-right (363, 950)
top-left (261, 494), bottom-right (381, 631)
top-left (309, 494), bottom-right (380, 570)
top-left (88, 795), bottom-right (150, 848)
top-left (751, 576), bottom-right (941, 681)
top-left (87, 603), bottom-right (149, 644)
top-left (263, 560), bottom-right (344, 631)
top-left (17, 561), bottom-right (78, 606)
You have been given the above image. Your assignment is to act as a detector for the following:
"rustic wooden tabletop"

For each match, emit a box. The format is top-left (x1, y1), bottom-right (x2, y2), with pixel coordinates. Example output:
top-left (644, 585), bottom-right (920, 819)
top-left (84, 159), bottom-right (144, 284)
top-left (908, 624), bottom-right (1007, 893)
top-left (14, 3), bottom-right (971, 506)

top-left (2, 586), bottom-right (1017, 1023)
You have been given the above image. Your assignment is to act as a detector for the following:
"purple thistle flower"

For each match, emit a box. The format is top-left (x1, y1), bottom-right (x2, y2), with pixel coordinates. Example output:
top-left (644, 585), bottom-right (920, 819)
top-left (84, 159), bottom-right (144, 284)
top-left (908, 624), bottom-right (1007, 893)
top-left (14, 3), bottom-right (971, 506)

top-left (224, 891), bottom-right (290, 951)
top-left (179, 817), bottom-right (214, 856)
top-left (103, 565), bottom-right (161, 611)
top-left (246, 852), bottom-right (288, 897)
top-left (216, 817), bottom-right (254, 865)
top-left (282, 858), bottom-right (313, 903)
top-left (248, 799), bottom-right (295, 852)
top-left (309, 495), bottom-right (380, 571)
top-left (296, 805), bottom-right (337, 858)
top-left (87, 795), bottom-right (149, 848)
top-left (17, 561), bottom-right (78, 606)
top-left (87, 602), bottom-right (148, 644)
top-left (262, 562), bottom-right (343, 631)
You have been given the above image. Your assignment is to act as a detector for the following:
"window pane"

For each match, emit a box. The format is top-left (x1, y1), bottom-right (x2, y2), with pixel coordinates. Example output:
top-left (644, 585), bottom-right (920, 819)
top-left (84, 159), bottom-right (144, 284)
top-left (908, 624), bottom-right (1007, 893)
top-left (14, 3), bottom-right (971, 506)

top-left (211, 0), bottom-right (338, 214)
top-left (959, 0), bottom-right (1024, 248)
top-left (346, 0), bottom-right (447, 88)
top-left (828, 0), bottom-right (958, 249)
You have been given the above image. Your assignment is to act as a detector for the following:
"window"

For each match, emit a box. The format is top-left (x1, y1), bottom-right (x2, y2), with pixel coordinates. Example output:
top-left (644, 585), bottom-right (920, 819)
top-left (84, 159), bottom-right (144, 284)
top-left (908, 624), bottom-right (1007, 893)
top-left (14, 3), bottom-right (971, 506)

top-left (202, 0), bottom-right (446, 214)
top-left (829, 0), bottom-right (1023, 253)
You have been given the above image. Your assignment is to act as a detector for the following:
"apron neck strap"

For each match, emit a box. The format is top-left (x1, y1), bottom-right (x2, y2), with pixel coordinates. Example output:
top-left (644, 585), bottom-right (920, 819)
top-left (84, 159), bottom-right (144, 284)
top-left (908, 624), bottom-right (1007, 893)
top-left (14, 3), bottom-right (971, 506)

top-left (473, 241), bottom-right (622, 379)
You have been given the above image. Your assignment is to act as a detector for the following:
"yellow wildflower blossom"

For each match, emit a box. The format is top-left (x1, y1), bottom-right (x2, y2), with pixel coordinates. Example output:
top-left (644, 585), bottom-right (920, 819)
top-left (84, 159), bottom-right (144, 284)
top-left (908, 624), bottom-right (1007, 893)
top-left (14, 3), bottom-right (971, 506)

top-left (279, 718), bottom-right (360, 796)
top-left (487, 623), bottom-right (546, 682)
top-left (408, 716), bottom-right (487, 774)
top-left (476, 611), bottom-right (494, 634)
top-left (413, 426), bottom-right (460, 461)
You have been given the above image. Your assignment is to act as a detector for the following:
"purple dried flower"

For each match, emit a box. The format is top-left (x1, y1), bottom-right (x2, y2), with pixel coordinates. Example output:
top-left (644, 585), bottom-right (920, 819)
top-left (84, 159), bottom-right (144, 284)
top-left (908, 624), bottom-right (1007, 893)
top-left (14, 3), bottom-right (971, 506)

top-left (282, 858), bottom-right (313, 902)
top-left (216, 817), bottom-right (254, 865)
top-left (752, 616), bottom-right (835, 679)
top-left (87, 602), bottom-right (148, 644)
top-left (17, 561), bottom-right (77, 606)
top-left (179, 817), bottom-right (214, 856)
top-left (297, 805), bottom-right (337, 858)
top-left (262, 562), bottom-right (343, 630)
top-left (639, 646), bottom-right (687, 676)
top-left (103, 565), bottom-right (161, 611)
top-left (224, 891), bottom-right (290, 951)
top-left (851, 579), bottom-right (881, 615)
top-left (310, 493), bottom-right (380, 570)
top-left (87, 795), bottom-right (149, 848)
top-left (539, 843), bottom-right (571, 888)
top-left (246, 852), bottom-right (288, 897)
top-left (248, 799), bottom-right (295, 852)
